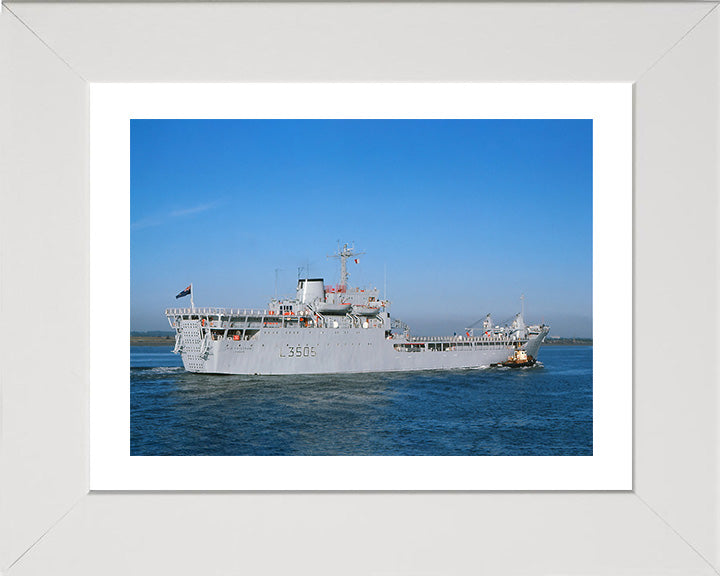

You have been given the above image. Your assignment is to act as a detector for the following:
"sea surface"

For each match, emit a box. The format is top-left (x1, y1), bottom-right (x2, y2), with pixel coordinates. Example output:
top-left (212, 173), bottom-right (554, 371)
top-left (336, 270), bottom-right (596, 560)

top-left (131, 346), bottom-right (592, 456)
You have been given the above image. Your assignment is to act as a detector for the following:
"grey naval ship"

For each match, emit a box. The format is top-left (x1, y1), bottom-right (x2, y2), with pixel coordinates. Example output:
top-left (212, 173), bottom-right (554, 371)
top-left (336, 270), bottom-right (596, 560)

top-left (166, 244), bottom-right (550, 375)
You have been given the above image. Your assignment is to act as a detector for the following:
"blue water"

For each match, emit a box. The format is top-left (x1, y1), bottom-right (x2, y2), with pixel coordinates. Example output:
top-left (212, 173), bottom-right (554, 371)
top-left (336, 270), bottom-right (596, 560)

top-left (131, 346), bottom-right (592, 456)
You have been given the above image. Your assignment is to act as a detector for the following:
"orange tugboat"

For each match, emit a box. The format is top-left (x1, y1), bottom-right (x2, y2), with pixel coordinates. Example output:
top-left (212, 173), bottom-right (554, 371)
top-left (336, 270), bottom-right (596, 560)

top-left (498, 349), bottom-right (536, 368)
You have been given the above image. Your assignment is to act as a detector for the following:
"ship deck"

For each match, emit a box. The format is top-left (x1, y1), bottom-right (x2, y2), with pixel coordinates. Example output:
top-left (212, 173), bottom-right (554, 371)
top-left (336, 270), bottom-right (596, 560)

top-left (166, 306), bottom-right (541, 349)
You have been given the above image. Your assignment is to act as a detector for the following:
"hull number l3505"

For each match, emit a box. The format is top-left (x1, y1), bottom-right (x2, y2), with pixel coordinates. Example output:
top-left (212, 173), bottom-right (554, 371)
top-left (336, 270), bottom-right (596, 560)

top-left (280, 345), bottom-right (317, 358)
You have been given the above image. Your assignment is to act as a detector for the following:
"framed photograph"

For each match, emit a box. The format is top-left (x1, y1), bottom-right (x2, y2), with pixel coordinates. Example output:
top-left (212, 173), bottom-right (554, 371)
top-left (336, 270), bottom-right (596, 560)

top-left (2, 2), bottom-right (718, 574)
top-left (90, 82), bottom-right (630, 490)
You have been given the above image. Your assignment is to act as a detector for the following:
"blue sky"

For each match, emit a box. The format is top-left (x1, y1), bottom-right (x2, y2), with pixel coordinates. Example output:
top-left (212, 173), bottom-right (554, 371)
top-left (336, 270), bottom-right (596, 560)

top-left (131, 119), bottom-right (592, 337)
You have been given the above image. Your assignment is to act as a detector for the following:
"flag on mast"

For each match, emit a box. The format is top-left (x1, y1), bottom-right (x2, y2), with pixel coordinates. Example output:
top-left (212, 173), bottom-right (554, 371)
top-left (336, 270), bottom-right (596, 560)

top-left (176, 285), bottom-right (191, 299)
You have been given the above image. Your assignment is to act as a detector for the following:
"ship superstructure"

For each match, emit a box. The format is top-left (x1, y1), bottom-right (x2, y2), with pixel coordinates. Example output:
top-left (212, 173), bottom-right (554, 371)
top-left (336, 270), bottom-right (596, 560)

top-left (166, 244), bottom-right (550, 375)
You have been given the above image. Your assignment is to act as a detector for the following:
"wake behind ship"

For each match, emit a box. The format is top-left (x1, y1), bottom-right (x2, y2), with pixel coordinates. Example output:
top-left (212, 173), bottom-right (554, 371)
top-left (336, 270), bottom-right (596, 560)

top-left (166, 244), bottom-right (550, 375)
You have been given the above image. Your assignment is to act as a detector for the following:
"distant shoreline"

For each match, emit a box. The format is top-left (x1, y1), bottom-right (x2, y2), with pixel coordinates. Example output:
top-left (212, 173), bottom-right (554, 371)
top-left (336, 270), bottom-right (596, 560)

top-left (130, 335), bottom-right (592, 347)
top-left (543, 339), bottom-right (593, 346)
top-left (131, 336), bottom-right (175, 346)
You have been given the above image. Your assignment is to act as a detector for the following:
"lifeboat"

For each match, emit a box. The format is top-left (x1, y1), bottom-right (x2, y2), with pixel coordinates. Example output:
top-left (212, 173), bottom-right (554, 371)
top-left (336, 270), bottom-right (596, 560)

top-left (315, 302), bottom-right (352, 315)
top-left (351, 304), bottom-right (382, 316)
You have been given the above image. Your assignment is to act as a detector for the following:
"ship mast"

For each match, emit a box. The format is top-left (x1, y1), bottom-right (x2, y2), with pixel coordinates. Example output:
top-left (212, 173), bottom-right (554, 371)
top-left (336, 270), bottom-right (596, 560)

top-left (328, 242), bottom-right (365, 288)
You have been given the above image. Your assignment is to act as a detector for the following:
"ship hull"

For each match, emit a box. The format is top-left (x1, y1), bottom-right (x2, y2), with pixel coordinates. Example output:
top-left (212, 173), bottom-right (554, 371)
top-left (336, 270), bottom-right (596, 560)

top-left (177, 325), bottom-right (549, 375)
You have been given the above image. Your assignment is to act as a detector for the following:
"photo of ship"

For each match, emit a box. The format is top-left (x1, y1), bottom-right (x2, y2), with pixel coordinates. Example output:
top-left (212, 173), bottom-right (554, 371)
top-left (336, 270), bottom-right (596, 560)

top-left (167, 243), bottom-right (550, 375)
top-left (131, 118), bottom-right (592, 457)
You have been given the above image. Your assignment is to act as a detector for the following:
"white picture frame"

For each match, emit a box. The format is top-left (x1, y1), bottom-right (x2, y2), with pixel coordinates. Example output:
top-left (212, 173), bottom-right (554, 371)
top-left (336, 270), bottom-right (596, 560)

top-left (2, 2), bottom-right (718, 574)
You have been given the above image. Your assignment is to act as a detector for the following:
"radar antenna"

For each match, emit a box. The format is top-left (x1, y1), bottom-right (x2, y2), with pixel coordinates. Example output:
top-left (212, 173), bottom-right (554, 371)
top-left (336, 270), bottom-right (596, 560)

top-left (327, 242), bottom-right (365, 288)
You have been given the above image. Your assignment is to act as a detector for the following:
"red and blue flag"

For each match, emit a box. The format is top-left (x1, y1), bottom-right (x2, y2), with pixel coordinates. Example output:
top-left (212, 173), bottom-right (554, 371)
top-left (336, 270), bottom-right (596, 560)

top-left (176, 285), bottom-right (191, 299)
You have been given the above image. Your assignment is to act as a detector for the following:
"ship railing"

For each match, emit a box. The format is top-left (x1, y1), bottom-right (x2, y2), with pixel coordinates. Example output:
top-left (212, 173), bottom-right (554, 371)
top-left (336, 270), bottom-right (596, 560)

top-left (409, 335), bottom-right (528, 344)
top-left (165, 307), bottom-right (271, 317)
